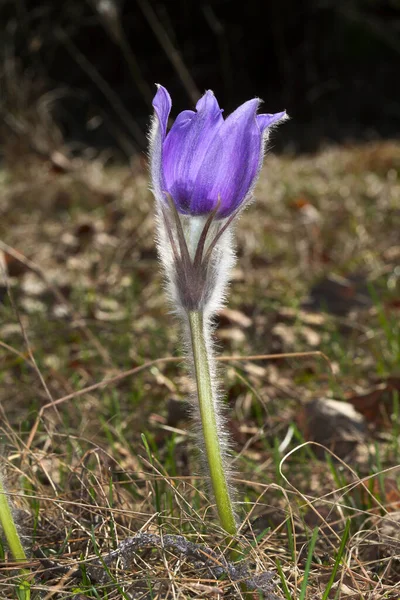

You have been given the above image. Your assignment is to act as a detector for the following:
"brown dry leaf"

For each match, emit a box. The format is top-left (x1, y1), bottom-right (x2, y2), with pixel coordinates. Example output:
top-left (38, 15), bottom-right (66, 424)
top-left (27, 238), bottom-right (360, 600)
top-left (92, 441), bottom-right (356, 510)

top-left (346, 382), bottom-right (398, 427)
top-left (373, 478), bottom-right (400, 512)
top-left (326, 581), bottom-right (359, 598)
top-left (300, 325), bottom-right (321, 347)
top-left (2, 248), bottom-right (30, 277)
top-left (242, 362), bottom-right (267, 378)
top-left (279, 306), bottom-right (327, 326)
top-left (271, 322), bottom-right (296, 350)
top-left (218, 307), bottom-right (252, 328)
top-left (216, 327), bottom-right (246, 343)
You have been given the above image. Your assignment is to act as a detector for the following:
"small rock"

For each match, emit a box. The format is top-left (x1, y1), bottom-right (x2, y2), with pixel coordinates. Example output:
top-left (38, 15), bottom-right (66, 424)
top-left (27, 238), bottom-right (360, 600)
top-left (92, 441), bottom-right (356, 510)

top-left (298, 398), bottom-right (367, 458)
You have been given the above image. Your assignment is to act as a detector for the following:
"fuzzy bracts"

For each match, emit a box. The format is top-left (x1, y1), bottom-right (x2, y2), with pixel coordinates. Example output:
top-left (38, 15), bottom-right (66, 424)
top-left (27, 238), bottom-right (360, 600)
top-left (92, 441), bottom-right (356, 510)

top-left (155, 195), bottom-right (235, 315)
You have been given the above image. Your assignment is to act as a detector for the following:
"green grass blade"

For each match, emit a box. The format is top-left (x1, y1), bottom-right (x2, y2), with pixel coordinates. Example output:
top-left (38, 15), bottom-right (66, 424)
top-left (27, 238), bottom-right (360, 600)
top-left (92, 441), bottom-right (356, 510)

top-left (321, 519), bottom-right (350, 600)
top-left (275, 558), bottom-right (292, 600)
top-left (299, 527), bottom-right (319, 600)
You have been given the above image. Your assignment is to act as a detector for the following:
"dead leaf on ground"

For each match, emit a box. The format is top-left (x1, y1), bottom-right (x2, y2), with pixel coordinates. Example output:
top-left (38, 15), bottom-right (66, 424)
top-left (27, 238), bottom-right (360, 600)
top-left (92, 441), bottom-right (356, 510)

top-left (218, 307), bottom-right (252, 328)
top-left (271, 321), bottom-right (321, 352)
top-left (375, 478), bottom-right (400, 512)
top-left (271, 322), bottom-right (296, 350)
top-left (347, 380), bottom-right (399, 427)
top-left (1, 248), bottom-right (30, 277)
top-left (216, 327), bottom-right (246, 343)
top-left (278, 306), bottom-right (327, 326)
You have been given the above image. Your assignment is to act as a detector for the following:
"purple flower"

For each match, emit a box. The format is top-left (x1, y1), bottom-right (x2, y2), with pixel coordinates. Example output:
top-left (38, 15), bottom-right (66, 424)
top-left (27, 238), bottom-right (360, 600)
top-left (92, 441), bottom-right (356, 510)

top-left (150, 85), bottom-right (287, 219)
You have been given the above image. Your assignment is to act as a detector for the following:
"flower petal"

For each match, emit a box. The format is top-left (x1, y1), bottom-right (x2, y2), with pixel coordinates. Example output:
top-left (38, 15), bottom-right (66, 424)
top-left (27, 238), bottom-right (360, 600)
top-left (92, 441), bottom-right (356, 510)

top-left (191, 99), bottom-right (264, 216)
top-left (150, 85), bottom-right (172, 204)
top-left (152, 84), bottom-right (172, 138)
top-left (257, 110), bottom-right (288, 132)
top-left (162, 90), bottom-right (224, 212)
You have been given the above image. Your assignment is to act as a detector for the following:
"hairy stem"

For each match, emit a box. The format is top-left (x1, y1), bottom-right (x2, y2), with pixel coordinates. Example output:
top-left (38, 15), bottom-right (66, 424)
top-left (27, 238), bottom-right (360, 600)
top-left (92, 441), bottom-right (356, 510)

top-left (188, 310), bottom-right (237, 536)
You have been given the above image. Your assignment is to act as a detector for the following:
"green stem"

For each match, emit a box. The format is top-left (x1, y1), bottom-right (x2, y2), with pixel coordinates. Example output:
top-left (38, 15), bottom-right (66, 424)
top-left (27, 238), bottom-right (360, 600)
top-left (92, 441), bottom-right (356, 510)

top-left (188, 310), bottom-right (237, 536)
top-left (0, 475), bottom-right (31, 596)
top-left (0, 478), bottom-right (27, 560)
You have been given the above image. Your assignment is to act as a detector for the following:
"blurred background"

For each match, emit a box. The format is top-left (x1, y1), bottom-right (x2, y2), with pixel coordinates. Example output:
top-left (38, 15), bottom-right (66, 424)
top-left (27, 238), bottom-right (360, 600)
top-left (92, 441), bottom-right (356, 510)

top-left (1, 0), bottom-right (399, 158)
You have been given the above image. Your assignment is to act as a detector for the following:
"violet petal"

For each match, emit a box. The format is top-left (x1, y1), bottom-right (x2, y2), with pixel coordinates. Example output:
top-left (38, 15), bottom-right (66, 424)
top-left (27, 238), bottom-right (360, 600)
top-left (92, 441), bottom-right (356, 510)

top-left (152, 85), bottom-right (172, 139)
top-left (162, 90), bottom-right (224, 213)
top-left (150, 85), bottom-right (172, 204)
top-left (191, 99), bottom-right (263, 216)
top-left (257, 110), bottom-right (287, 132)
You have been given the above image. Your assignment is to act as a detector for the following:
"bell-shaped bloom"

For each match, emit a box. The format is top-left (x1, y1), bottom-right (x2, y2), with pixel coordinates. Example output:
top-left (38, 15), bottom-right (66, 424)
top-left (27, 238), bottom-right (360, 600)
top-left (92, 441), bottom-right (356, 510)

top-left (150, 85), bottom-right (287, 218)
